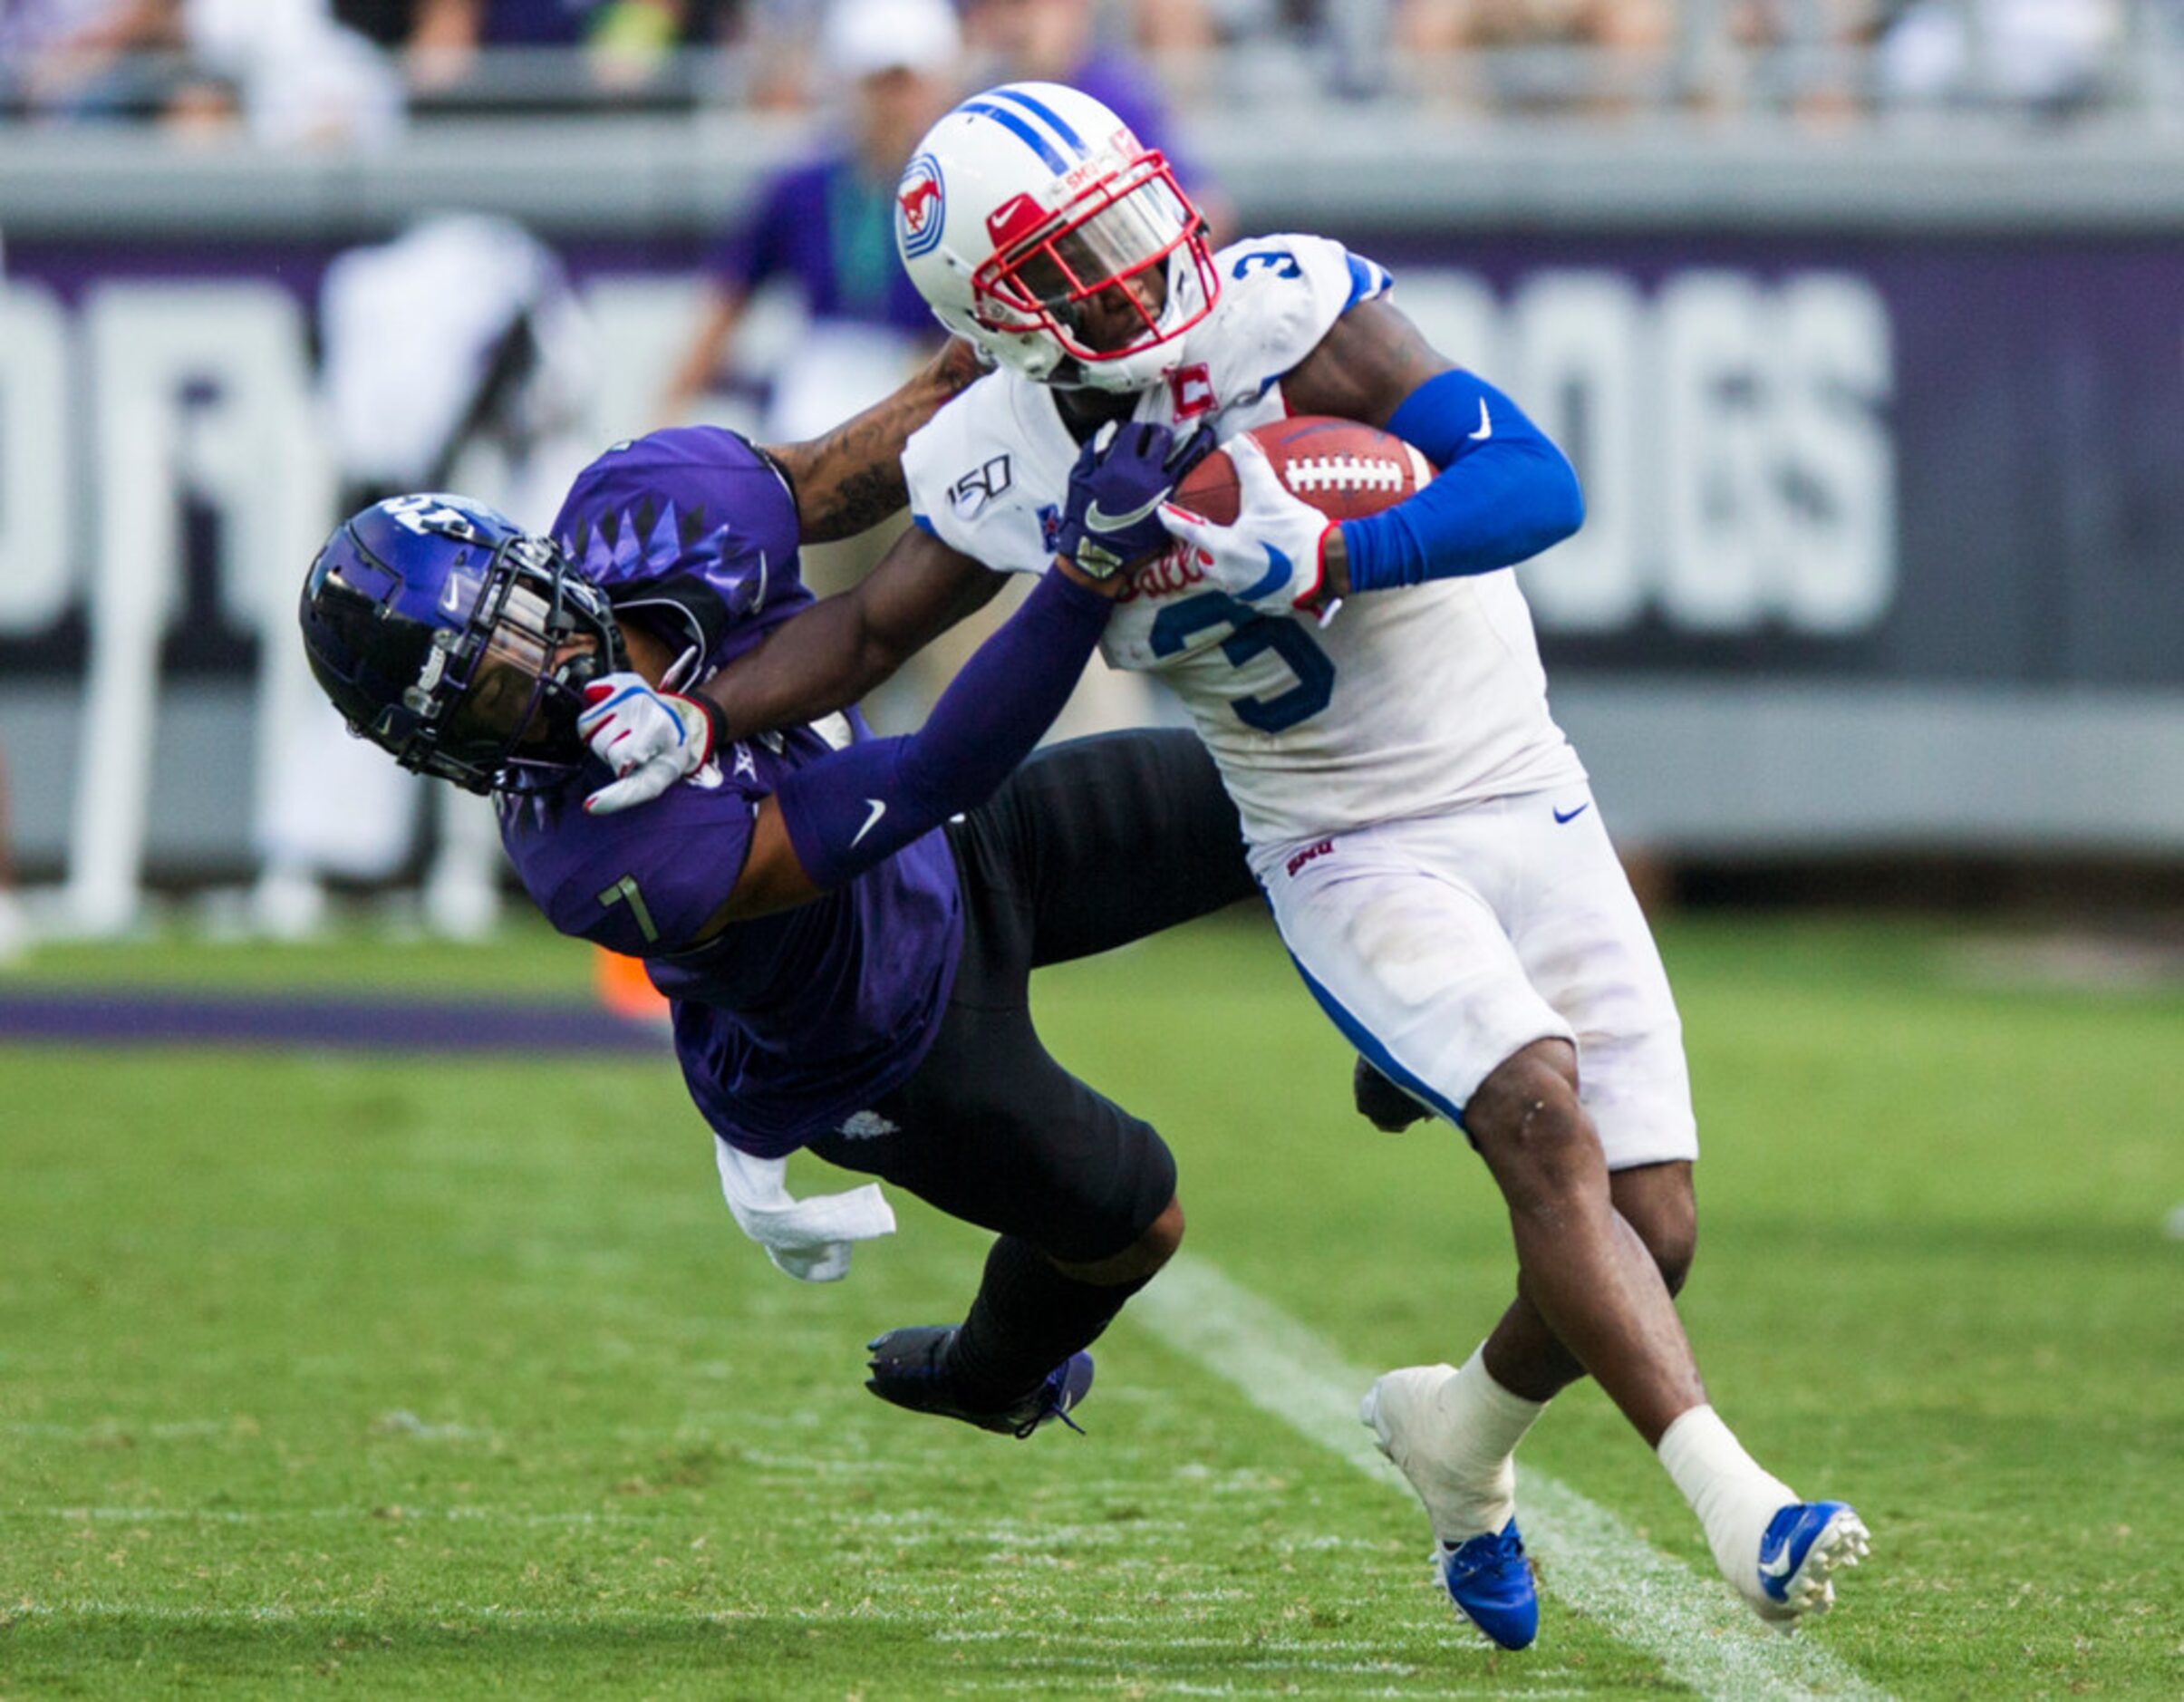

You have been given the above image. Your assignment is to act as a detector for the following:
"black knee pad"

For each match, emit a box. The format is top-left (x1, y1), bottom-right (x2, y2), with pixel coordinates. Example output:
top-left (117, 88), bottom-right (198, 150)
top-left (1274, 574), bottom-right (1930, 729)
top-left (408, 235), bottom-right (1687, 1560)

top-left (1056, 1117), bottom-right (1177, 1266)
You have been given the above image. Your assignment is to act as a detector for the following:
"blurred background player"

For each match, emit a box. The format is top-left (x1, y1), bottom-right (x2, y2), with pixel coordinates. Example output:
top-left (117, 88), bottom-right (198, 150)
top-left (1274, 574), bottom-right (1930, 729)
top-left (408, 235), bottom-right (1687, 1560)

top-left (251, 213), bottom-right (597, 939)
top-left (656, 0), bottom-right (961, 456)
top-left (296, 406), bottom-right (1254, 1436)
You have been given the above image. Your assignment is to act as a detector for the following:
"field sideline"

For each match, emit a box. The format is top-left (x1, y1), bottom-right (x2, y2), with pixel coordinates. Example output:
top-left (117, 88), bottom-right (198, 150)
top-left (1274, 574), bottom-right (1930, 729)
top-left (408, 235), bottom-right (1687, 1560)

top-left (1, 912), bottom-right (2179, 1698)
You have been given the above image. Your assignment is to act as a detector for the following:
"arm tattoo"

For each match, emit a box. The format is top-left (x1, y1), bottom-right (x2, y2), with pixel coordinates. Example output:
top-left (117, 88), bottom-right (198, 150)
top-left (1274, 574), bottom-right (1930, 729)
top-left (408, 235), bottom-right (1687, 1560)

top-left (806, 459), bottom-right (905, 544)
top-left (768, 341), bottom-right (983, 545)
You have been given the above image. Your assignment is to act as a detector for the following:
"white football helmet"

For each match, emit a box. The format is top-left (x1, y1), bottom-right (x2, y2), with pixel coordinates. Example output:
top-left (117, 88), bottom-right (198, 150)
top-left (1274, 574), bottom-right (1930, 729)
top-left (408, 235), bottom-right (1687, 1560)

top-left (894, 82), bottom-right (1220, 393)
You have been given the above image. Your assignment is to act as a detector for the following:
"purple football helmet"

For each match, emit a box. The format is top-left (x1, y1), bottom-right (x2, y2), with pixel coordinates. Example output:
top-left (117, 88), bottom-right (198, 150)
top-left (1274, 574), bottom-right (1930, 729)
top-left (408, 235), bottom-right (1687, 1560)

top-left (299, 494), bottom-right (623, 796)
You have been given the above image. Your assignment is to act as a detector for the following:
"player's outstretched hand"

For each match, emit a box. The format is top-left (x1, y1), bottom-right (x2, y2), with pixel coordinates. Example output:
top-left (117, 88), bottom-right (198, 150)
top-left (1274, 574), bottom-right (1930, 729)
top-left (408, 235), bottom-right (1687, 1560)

top-left (1161, 437), bottom-right (1339, 620)
top-left (578, 672), bottom-right (718, 816)
top-left (1052, 419), bottom-right (1213, 580)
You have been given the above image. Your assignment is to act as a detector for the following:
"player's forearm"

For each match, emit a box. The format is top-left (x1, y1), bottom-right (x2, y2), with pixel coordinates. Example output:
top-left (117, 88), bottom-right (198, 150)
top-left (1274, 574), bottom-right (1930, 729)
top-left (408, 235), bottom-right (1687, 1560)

top-left (698, 527), bottom-right (1002, 739)
top-left (700, 593), bottom-right (897, 738)
top-left (764, 340), bottom-right (982, 544)
top-left (706, 559), bottom-right (1114, 921)
top-left (1333, 370), bottom-right (1583, 595)
top-left (773, 569), bottom-right (1116, 889)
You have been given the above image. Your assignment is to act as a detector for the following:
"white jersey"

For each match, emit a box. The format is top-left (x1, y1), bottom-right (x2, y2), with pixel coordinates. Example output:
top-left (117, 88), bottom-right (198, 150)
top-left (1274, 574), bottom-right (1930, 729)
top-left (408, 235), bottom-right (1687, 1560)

top-left (902, 234), bottom-right (1585, 847)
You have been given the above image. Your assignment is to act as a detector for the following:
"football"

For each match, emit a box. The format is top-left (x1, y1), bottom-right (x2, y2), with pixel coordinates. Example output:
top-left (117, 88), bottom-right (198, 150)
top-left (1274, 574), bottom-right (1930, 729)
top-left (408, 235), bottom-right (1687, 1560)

top-left (1170, 415), bottom-right (1435, 527)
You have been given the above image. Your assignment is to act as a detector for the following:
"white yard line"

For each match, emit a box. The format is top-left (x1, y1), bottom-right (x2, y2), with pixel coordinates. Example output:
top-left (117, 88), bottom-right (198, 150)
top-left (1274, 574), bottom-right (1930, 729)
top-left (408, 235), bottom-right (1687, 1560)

top-left (1131, 1257), bottom-right (1890, 1702)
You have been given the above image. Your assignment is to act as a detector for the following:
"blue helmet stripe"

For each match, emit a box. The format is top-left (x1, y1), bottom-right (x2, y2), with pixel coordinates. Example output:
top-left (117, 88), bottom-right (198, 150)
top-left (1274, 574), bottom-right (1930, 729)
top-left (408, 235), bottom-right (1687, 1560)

top-left (986, 86), bottom-right (1087, 157)
top-left (960, 101), bottom-right (1070, 175)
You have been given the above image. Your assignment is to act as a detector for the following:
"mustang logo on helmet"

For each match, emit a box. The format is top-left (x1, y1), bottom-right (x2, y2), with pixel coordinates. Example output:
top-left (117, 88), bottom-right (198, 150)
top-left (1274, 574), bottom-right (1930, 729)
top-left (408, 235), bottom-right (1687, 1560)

top-left (894, 81), bottom-right (1221, 395)
top-left (897, 155), bottom-right (946, 258)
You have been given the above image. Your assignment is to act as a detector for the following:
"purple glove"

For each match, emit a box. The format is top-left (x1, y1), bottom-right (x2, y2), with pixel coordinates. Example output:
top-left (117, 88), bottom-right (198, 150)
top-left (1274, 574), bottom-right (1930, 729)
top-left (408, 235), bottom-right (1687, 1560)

top-left (1051, 419), bottom-right (1213, 579)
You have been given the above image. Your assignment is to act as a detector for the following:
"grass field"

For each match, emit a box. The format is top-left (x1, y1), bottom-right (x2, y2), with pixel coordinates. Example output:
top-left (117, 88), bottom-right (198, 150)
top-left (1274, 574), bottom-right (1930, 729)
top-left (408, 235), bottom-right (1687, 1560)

top-left (2, 912), bottom-right (2179, 1699)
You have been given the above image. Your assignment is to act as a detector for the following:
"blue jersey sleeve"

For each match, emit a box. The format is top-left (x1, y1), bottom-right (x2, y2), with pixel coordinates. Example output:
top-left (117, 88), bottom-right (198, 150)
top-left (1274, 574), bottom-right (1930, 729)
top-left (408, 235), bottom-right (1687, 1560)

top-left (551, 426), bottom-right (810, 662)
top-left (1338, 369), bottom-right (1584, 591)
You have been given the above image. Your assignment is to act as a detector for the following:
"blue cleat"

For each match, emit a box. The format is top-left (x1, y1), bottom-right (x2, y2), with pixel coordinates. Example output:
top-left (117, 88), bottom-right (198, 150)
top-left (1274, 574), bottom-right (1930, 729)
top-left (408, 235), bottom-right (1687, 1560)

top-left (1361, 1366), bottom-right (1538, 1650)
top-left (1438, 1520), bottom-right (1540, 1651)
top-left (865, 1325), bottom-right (1093, 1438)
top-left (1754, 1500), bottom-right (1870, 1623)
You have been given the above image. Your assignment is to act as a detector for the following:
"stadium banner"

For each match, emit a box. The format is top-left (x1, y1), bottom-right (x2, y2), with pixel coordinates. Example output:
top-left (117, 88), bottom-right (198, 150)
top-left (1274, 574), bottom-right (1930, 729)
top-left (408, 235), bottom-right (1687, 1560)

top-left (1, 228), bottom-right (2179, 893)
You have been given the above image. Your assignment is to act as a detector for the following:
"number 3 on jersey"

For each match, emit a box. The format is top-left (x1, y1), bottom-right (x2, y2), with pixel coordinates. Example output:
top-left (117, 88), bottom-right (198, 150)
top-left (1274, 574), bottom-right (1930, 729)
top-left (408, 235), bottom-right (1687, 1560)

top-left (1232, 248), bottom-right (1302, 281)
top-left (1148, 590), bottom-right (1335, 733)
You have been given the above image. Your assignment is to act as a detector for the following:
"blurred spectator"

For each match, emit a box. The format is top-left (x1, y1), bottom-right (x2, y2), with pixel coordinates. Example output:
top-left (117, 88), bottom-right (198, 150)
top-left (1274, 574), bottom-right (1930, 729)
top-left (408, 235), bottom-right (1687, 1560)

top-left (398, 0), bottom-right (691, 97)
top-left (962, 0), bottom-right (1215, 102)
top-left (0, 0), bottom-right (114, 59)
top-left (1878, 0), bottom-right (2124, 111)
top-left (656, 0), bottom-right (962, 439)
top-left (1127, 0), bottom-right (1222, 58)
top-left (1390, 0), bottom-right (1677, 111)
top-left (5, 0), bottom-right (403, 142)
top-left (960, 0), bottom-right (1231, 235)
top-left (171, 0), bottom-right (406, 146)
top-left (1707, 1), bottom-right (1881, 123)
top-left (253, 214), bottom-right (597, 939)
top-left (327, 0), bottom-right (414, 47)
top-left (657, 0), bottom-right (964, 726)
top-left (3, 0), bottom-right (180, 120)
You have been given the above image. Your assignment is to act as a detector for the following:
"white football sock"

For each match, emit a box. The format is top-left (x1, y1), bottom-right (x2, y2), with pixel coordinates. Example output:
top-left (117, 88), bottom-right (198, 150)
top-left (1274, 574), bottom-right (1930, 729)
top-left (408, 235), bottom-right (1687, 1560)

top-left (1657, 1404), bottom-right (1798, 1600)
top-left (1371, 1345), bottom-right (1547, 1544)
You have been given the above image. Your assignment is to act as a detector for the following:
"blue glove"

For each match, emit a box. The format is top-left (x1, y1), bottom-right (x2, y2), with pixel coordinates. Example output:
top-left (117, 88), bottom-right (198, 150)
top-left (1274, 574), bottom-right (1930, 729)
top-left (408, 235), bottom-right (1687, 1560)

top-left (1051, 420), bottom-right (1213, 579)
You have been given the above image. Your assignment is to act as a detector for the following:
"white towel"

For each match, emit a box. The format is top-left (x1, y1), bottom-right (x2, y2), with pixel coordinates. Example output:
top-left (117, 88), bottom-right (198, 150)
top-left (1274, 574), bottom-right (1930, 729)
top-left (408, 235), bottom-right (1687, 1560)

top-left (712, 1140), bottom-right (895, 1283)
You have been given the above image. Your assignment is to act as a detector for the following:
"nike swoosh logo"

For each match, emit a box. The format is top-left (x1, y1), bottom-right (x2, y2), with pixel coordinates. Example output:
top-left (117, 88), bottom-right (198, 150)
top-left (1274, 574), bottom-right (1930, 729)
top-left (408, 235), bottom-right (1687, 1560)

top-left (1086, 491), bottom-right (1167, 532)
top-left (1552, 802), bottom-right (1590, 825)
top-left (1238, 543), bottom-right (1293, 605)
top-left (1759, 1546), bottom-right (1795, 1580)
top-left (1469, 397), bottom-right (1493, 440)
top-left (850, 798), bottom-right (888, 846)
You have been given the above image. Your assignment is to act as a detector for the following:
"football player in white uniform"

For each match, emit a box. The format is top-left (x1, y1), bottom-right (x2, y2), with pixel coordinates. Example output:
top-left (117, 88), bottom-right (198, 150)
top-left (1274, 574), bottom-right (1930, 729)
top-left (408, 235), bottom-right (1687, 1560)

top-left (584, 82), bottom-right (1868, 1648)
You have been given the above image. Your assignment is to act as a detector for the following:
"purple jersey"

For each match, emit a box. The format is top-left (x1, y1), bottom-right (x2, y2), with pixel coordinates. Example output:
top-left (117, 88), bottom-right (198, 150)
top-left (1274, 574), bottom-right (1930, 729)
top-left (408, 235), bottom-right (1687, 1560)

top-left (553, 425), bottom-right (810, 666)
top-left (502, 427), bottom-right (963, 1156)
top-left (701, 156), bottom-right (939, 337)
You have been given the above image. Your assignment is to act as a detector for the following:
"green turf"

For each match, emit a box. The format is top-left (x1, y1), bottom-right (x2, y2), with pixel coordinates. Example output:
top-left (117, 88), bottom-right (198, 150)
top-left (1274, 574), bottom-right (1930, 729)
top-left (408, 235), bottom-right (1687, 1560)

top-left (2, 914), bottom-right (2179, 1698)
top-left (6, 923), bottom-right (589, 997)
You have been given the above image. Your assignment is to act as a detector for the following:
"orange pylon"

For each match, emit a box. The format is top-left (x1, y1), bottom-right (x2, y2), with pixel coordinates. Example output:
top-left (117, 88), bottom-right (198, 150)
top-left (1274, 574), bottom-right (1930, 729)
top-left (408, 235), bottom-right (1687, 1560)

top-left (594, 946), bottom-right (670, 1021)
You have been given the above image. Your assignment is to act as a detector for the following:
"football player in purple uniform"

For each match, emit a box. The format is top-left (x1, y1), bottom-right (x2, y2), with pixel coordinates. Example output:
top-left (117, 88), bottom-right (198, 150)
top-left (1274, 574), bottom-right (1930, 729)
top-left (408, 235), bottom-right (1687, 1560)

top-left (298, 368), bottom-right (1251, 1440)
